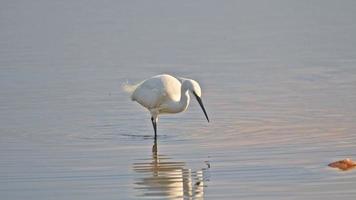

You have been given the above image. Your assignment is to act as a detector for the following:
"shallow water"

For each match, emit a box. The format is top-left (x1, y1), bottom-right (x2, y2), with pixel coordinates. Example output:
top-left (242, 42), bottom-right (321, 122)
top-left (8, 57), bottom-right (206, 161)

top-left (1, 0), bottom-right (356, 199)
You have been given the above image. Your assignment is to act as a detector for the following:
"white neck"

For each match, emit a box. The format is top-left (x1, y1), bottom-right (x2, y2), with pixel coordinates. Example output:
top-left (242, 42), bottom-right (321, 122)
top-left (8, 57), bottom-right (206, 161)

top-left (179, 86), bottom-right (190, 112)
top-left (165, 84), bottom-right (190, 114)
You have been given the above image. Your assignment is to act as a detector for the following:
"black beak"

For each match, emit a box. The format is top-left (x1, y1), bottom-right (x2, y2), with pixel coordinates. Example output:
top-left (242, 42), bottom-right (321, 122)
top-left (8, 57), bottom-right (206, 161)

top-left (193, 92), bottom-right (210, 122)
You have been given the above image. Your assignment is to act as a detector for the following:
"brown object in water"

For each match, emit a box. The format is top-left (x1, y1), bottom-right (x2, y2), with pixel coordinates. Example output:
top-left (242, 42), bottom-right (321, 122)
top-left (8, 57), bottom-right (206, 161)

top-left (328, 158), bottom-right (356, 171)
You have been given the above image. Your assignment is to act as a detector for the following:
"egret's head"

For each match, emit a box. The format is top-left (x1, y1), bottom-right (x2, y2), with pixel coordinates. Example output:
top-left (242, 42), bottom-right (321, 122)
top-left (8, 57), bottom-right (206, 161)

top-left (186, 79), bottom-right (202, 97)
top-left (183, 79), bottom-right (209, 122)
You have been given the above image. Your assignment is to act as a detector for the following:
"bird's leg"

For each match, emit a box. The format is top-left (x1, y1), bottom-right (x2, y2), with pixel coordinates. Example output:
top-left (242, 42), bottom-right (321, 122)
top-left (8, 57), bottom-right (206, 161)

top-left (152, 136), bottom-right (157, 153)
top-left (151, 116), bottom-right (157, 139)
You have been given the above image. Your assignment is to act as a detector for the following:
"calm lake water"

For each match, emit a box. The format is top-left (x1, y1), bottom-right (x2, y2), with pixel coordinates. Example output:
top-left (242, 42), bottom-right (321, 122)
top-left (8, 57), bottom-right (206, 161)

top-left (1, 0), bottom-right (356, 199)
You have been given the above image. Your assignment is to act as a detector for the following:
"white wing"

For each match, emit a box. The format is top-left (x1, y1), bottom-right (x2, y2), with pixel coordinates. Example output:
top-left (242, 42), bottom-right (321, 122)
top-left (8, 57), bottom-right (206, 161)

top-left (131, 74), bottom-right (181, 109)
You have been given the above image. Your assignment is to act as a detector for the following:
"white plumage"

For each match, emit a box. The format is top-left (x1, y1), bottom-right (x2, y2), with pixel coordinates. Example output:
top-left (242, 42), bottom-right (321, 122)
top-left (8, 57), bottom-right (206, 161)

top-left (123, 74), bottom-right (209, 138)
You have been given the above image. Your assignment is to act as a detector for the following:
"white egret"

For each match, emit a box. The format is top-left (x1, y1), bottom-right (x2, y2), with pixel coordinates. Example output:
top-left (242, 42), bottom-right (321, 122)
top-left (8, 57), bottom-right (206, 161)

top-left (123, 74), bottom-right (209, 138)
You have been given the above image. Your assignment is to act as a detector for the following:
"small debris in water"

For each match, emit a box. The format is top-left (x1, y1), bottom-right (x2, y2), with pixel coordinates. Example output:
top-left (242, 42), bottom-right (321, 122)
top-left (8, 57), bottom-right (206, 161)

top-left (328, 158), bottom-right (356, 171)
top-left (204, 161), bottom-right (210, 168)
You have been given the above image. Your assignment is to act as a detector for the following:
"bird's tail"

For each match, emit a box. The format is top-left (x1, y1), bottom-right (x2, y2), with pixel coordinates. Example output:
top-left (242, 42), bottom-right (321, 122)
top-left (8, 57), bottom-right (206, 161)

top-left (122, 81), bottom-right (138, 99)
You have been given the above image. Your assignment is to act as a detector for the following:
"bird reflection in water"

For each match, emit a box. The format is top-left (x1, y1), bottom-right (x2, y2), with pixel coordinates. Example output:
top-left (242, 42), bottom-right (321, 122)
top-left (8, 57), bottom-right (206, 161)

top-left (133, 139), bottom-right (209, 199)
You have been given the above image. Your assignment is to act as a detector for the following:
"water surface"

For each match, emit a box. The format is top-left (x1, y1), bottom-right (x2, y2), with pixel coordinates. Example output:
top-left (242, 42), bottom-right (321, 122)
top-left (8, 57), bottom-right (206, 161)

top-left (1, 0), bottom-right (356, 199)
